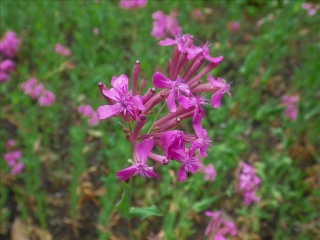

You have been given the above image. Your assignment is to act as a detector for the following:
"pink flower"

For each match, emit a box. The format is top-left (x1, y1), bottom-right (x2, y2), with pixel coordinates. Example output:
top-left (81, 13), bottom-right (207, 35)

top-left (78, 104), bottom-right (99, 126)
top-left (227, 21), bottom-right (240, 32)
top-left (55, 43), bottom-right (71, 56)
top-left (115, 138), bottom-right (158, 181)
top-left (6, 139), bottom-right (16, 147)
top-left (203, 164), bottom-right (216, 181)
top-left (301, 3), bottom-right (317, 16)
top-left (78, 105), bottom-right (94, 117)
top-left (119, 0), bottom-right (147, 9)
top-left (205, 210), bottom-right (237, 239)
top-left (192, 123), bottom-right (211, 157)
top-left (151, 10), bottom-right (181, 39)
top-left (152, 72), bottom-right (190, 112)
top-left (4, 150), bottom-right (22, 167)
top-left (237, 162), bottom-right (260, 205)
top-left (0, 71), bottom-right (9, 82)
top-left (0, 31), bottom-right (21, 58)
top-left (38, 90), bottom-right (55, 106)
top-left (22, 78), bottom-right (38, 95)
top-left (281, 95), bottom-right (299, 121)
top-left (10, 162), bottom-right (24, 175)
top-left (97, 74), bottom-right (145, 121)
top-left (0, 59), bottom-right (15, 72)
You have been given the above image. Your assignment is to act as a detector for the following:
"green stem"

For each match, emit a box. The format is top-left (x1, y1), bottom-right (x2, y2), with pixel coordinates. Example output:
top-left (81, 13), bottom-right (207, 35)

top-left (128, 176), bottom-right (134, 239)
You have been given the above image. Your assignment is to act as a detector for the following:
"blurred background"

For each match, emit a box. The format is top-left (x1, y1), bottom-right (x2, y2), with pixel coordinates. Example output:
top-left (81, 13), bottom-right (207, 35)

top-left (0, 0), bottom-right (319, 239)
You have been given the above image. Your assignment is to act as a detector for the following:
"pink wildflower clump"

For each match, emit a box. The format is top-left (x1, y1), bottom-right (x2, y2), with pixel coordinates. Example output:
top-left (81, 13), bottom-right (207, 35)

top-left (3, 141), bottom-right (24, 176)
top-left (0, 31), bottom-right (21, 58)
top-left (205, 211), bottom-right (237, 239)
top-left (78, 104), bottom-right (99, 126)
top-left (237, 162), bottom-right (261, 205)
top-left (96, 32), bottom-right (233, 182)
top-left (301, 3), bottom-right (318, 16)
top-left (281, 95), bottom-right (299, 121)
top-left (227, 21), bottom-right (240, 32)
top-left (21, 78), bottom-right (55, 106)
top-left (151, 10), bottom-right (181, 39)
top-left (55, 43), bottom-right (71, 56)
top-left (119, 0), bottom-right (147, 9)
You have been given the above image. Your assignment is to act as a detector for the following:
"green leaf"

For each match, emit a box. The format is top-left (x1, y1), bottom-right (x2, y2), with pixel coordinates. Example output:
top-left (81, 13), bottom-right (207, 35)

top-left (192, 198), bottom-right (217, 212)
top-left (129, 205), bottom-right (162, 220)
top-left (115, 182), bottom-right (130, 219)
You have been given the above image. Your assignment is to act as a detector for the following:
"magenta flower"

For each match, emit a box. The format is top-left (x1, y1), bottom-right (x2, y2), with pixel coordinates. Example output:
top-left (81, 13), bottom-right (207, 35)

top-left (55, 43), bottom-right (71, 56)
top-left (38, 90), bottom-right (55, 106)
top-left (152, 72), bottom-right (190, 112)
top-left (21, 78), bottom-right (38, 95)
top-left (0, 71), bottom-right (9, 82)
top-left (192, 123), bottom-right (211, 157)
top-left (192, 75), bottom-right (231, 109)
top-left (97, 74), bottom-right (145, 121)
top-left (237, 162), bottom-right (261, 205)
top-left (0, 31), bottom-right (21, 58)
top-left (203, 164), bottom-right (216, 181)
top-left (0, 59), bottom-right (15, 72)
top-left (176, 147), bottom-right (200, 182)
top-left (158, 34), bottom-right (193, 53)
top-left (4, 150), bottom-right (24, 175)
top-left (186, 42), bottom-right (223, 64)
top-left (179, 94), bottom-right (207, 125)
top-left (78, 104), bottom-right (99, 126)
top-left (151, 10), bottom-right (181, 39)
top-left (119, 0), bottom-right (147, 9)
top-left (10, 162), bottom-right (24, 175)
top-left (227, 21), bottom-right (240, 32)
top-left (281, 95), bottom-right (299, 121)
top-left (115, 138), bottom-right (158, 181)
top-left (6, 139), bottom-right (16, 147)
top-left (161, 130), bottom-right (186, 160)
top-left (205, 210), bottom-right (237, 239)
top-left (301, 3), bottom-right (317, 16)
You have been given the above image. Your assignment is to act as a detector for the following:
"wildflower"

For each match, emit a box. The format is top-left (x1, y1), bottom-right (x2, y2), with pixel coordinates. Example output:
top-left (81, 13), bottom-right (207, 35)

top-left (97, 74), bottom-right (145, 121)
top-left (115, 138), bottom-right (158, 181)
top-left (192, 123), bottom-right (211, 157)
top-left (151, 10), bottom-right (181, 39)
top-left (179, 94), bottom-right (207, 125)
top-left (192, 75), bottom-right (231, 109)
top-left (301, 3), bottom-right (317, 16)
top-left (0, 31), bottom-right (21, 58)
top-left (78, 104), bottom-right (99, 126)
top-left (6, 139), bottom-right (16, 147)
top-left (281, 95), bottom-right (299, 121)
top-left (119, 0), bottom-right (147, 9)
top-left (152, 72), bottom-right (190, 112)
top-left (237, 162), bottom-right (260, 205)
top-left (227, 21), bottom-right (240, 32)
top-left (0, 59), bottom-right (15, 72)
top-left (205, 210), bottom-right (237, 239)
top-left (203, 164), bottom-right (216, 181)
top-left (55, 43), bottom-right (71, 56)
top-left (38, 90), bottom-right (55, 106)
top-left (3, 150), bottom-right (24, 176)
top-left (0, 71), bottom-right (9, 82)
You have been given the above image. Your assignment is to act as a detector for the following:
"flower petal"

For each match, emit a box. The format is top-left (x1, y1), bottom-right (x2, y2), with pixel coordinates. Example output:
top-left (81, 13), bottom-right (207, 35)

top-left (97, 104), bottom-right (122, 119)
top-left (167, 90), bottom-right (177, 112)
top-left (158, 38), bottom-right (176, 46)
top-left (137, 139), bottom-right (154, 164)
top-left (152, 72), bottom-right (174, 88)
top-left (115, 165), bottom-right (138, 181)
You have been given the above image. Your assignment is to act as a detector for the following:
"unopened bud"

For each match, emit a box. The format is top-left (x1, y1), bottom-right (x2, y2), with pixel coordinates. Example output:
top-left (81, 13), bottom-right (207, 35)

top-left (132, 114), bottom-right (146, 142)
top-left (132, 60), bottom-right (140, 95)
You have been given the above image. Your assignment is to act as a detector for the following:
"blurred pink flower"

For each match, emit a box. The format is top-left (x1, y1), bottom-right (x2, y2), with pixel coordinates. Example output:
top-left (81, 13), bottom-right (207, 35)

top-left (227, 21), bottom-right (240, 32)
top-left (10, 162), bottom-right (24, 175)
top-left (0, 31), bottom-right (21, 58)
top-left (191, 9), bottom-right (204, 21)
top-left (203, 164), bottom-right (216, 181)
top-left (281, 95), bottom-right (299, 121)
top-left (3, 150), bottom-right (24, 175)
top-left (205, 210), bottom-right (237, 239)
top-left (78, 104), bottom-right (99, 126)
top-left (151, 10), bottom-right (181, 39)
top-left (55, 43), bottom-right (71, 56)
top-left (119, 0), bottom-right (147, 9)
top-left (0, 71), bottom-right (9, 82)
top-left (38, 90), bottom-right (55, 106)
top-left (6, 139), bottom-right (16, 147)
top-left (301, 3), bottom-right (317, 16)
top-left (0, 59), bottom-right (15, 72)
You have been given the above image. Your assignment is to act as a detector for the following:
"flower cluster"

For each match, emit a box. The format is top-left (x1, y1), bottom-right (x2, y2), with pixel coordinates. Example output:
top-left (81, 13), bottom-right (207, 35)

top-left (236, 162), bottom-right (260, 205)
top-left (0, 31), bottom-right (21, 82)
top-left (78, 104), bottom-right (99, 126)
top-left (55, 43), bottom-right (71, 56)
top-left (301, 3), bottom-right (318, 16)
top-left (3, 140), bottom-right (24, 176)
top-left (205, 210), bottom-right (237, 240)
top-left (119, 0), bottom-right (147, 9)
top-left (97, 33), bottom-right (232, 182)
top-left (151, 10), bottom-right (181, 39)
top-left (281, 94), bottom-right (299, 121)
top-left (21, 78), bottom-right (55, 106)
